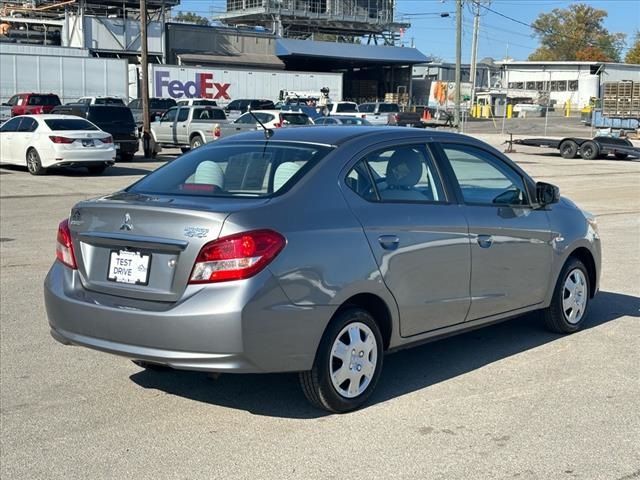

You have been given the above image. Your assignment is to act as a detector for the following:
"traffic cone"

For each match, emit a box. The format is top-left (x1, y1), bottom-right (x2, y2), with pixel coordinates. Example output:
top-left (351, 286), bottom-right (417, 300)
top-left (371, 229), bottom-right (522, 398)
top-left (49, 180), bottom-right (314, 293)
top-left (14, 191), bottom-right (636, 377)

top-left (422, 108), bottom-right (432, 121)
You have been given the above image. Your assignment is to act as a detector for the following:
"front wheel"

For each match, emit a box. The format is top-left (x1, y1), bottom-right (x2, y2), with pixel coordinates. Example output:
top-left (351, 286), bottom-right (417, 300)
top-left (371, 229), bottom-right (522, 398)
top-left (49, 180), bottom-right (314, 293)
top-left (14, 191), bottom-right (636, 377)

top-left (299, 308), bottom-right (383, 413)
top-left (559, 140), bottom-right (578, 159)
top-left (26, 149), bottom-right (45, 175)
top-left (543, 258), bottom-right (590, 334)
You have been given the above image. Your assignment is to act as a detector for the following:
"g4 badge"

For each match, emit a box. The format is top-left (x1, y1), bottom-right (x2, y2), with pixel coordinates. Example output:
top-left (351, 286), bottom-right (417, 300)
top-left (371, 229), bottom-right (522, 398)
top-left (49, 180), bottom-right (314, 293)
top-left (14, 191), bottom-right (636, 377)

top-left (184, 227), bottom-right (209, 238)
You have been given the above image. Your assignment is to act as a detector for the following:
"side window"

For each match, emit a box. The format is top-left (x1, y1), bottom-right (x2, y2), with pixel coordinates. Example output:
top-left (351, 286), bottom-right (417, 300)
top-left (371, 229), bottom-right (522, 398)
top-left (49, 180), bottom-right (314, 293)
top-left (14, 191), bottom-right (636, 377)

top-left (7, 95), bottom-right (19, 106)
top-left (441, 144), bottom-right (528, 206)
top-left (235, 113), bottom-right (254, 124)
top-left (161, 108), bottom-right (177, 122)
top-left (346, 145), bottom-right (446, 203)
top-left (176, 108), bottom-right (189, 122)
top-left (344, 160), bottom-right (377, 201)
top-left (0, 117), bottom-right (22, 132)
top-left (17, 118), bottom-right (38, 132)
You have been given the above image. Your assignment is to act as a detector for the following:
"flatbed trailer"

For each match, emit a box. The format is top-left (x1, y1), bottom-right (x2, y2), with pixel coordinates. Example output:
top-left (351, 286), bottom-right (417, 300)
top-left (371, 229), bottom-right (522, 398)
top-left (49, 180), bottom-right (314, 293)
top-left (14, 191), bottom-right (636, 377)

top-left (513, 136), bottom-right (639, 160)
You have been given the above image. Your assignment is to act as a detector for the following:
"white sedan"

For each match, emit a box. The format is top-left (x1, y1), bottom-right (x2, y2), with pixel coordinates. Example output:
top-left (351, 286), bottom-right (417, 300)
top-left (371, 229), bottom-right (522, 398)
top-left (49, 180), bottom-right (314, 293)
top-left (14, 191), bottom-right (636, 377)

top-left (234, 110), bottom-right (314, 128)
top-left (0, 114), bottom-right (116, 175)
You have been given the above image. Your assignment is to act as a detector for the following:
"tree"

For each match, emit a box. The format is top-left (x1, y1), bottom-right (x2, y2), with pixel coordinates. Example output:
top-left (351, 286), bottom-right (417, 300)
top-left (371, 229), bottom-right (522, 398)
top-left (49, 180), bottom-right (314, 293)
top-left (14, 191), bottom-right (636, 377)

top-left (625, 31), bottom-right (640, 64)
top-left (528, 3), bottom-right (625, 62)
top-left (173, 11), bottom-right (210, 26)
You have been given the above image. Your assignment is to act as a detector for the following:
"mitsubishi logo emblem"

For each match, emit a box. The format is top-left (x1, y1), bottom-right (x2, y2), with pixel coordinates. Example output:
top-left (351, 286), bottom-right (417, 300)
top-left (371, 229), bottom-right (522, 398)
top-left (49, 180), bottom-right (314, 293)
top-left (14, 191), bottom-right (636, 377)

top-left (120, 213), bottom-right (133, 231)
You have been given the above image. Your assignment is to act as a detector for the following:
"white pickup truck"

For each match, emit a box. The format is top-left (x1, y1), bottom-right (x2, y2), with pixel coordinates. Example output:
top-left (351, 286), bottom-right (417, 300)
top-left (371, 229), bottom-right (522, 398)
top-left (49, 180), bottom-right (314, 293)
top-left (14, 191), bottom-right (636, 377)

top-left (321, 101), bottom-right (361, 118)
top-left (151, 105), bottom-right (230, 153)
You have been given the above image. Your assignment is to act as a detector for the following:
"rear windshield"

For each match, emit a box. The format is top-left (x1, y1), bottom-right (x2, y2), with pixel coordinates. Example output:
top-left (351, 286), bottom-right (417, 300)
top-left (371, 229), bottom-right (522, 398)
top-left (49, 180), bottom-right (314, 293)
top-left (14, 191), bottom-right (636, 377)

top-left (192, 107), bottom-right (226, 120)
top-left (378, 103), bottom-right (399, 113)
top-left (88, 106), bottom-right (135, 124)
top-left (193, 99), bottom-right (218, 106)
top-left (336, 103), bottom-right (358, 113)
top-left (44, 119), bottom-right (98, 131)
top-left (281, 113), bottom-right (311, 125)
top-left (28, 95), bottom-right (60, 106)
top-left (94, 98), bottom-right (125, 105)
top-left (128, 142), bottom-right (333, 198)
top-left (150, 98), bottom-right (177, 110)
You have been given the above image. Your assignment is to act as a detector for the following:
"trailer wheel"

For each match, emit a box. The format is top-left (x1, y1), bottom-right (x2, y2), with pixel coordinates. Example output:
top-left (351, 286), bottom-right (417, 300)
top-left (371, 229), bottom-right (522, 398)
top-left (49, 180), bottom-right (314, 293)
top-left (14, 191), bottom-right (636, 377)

top-left (559, 140), bottom-right (578, 159)
top-left (579, 141), bottom-right (600, 160)
top-left (614, 152), bottom-right (628, 160)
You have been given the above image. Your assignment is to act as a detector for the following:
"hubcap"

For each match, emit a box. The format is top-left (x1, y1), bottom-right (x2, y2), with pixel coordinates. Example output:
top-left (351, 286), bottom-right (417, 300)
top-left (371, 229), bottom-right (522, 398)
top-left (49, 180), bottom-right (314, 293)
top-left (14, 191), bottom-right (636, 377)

top-left (193, 139), bottom-right (202, 148)
top-left (329, 322), bottom-right (377, 399)
top-left (27, 152), bottom-right (38, 172)
top-left (562, 269), bottom-right (587, 324)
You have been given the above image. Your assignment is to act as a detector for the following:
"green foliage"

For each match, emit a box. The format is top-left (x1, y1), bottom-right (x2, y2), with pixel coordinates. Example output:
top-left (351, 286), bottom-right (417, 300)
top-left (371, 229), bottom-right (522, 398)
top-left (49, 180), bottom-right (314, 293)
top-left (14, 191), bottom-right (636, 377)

top-left (528, 3), bottom-right (625, 62)
top-left (625, 31), bottom-right (640, 64)
top-left (173, 11), bottom-right (210, 26)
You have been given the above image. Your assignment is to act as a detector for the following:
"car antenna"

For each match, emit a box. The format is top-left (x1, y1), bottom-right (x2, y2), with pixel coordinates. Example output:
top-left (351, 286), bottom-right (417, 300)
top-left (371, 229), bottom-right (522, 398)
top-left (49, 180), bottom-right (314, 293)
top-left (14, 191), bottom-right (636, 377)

top-left (248, 110), bottom-right (274, 139)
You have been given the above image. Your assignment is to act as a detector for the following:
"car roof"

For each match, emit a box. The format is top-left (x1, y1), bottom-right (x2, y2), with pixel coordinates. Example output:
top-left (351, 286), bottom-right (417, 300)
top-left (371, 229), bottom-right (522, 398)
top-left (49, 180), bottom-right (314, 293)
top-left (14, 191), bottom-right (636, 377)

top-left (217, 125), bottom-right (480, 147)
top-left (250, 110), bottom-right (307, 115)
top-left (16, 114), bottom-right (87, 120)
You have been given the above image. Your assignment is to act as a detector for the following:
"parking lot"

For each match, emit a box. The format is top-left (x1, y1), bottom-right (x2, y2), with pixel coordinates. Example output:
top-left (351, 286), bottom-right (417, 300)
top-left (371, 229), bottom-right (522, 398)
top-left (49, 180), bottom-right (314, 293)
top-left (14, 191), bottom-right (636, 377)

top-left (1, 134), bottom-right (639, 479)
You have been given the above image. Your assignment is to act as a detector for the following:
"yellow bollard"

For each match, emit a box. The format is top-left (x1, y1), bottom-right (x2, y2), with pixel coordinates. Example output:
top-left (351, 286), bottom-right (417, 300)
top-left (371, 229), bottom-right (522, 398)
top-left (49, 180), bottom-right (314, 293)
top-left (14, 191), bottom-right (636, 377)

top-left (564, 100), bottom-right (571, 117)
top-left (482, 105), bottom-right (491, 118)
top-left (507, 104), bottom-right (513, 119)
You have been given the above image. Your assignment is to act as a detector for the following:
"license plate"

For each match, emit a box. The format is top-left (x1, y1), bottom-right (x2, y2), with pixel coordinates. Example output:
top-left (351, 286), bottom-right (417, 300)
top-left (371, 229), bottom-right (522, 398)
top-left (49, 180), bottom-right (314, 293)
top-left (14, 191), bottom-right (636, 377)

top-left (107, 250), bottom-right (151, 285)
top-left (82, 139), bottom-right (95, 147)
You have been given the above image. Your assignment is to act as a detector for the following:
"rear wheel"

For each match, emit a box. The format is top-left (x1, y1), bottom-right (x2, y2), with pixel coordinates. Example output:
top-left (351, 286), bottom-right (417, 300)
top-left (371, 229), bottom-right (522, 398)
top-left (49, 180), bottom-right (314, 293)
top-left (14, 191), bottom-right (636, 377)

top-left (120, 152), bottom-right (135, 162)
top-left (26, 149), bottom-right (45, 175)
top-left (579, 141), bottom-right (600, 160)
top-left (614, 152), bottom-right (628, 160)
top-left (299, 308), bottom-right (383, 413)
top-left (543, 257), bottom-right (590, 334)
top-left (190, 135), bottom-right (204, 150)
top-left (87, 164), bottom-right (108, 175)
top-left (559, 140), bottom-right (578, 159)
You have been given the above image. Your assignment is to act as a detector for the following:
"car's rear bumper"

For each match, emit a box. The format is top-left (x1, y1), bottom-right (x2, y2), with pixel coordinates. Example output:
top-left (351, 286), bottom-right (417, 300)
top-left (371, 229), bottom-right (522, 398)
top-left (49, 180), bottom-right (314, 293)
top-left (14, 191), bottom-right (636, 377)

top-left (44, 262), bottom-right (332, 373)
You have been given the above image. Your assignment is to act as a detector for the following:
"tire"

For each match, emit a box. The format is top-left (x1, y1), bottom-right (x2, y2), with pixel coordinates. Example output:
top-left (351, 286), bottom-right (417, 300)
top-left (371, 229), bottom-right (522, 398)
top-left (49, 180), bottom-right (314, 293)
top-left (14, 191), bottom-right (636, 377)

top-left (26, 148), bottom-right (45, 175)
top-left (299, 308), bottom-right (384, 413)
top-left (614, 152), bottom-right (628, 160)
top-left (559, 140), bottom-right (578, 159)
top-left (180, 147), bottom-right (191, 154)
top-left (579, 141), bottom-right (600, 160)
top-left (543, 257), bottom-right (590, 334)
top-left (120, 152), bottom-right (135, 162)
top-left (190, 135), bottom-right (204, 150)
top-left (132, 360), bottom-right (172, 371)
top-left (87, 164), bottom-right (108, 175)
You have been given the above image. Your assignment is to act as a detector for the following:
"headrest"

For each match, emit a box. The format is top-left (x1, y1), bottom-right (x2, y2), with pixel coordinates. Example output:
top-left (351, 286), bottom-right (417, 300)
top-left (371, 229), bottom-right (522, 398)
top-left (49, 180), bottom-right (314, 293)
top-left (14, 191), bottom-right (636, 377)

top-left (385, 149), bottom-right (423, 188)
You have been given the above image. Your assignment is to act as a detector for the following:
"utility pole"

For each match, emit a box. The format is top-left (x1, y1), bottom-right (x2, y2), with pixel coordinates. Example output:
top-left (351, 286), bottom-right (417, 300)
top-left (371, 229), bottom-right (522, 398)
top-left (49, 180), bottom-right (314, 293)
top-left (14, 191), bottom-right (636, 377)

top-left (469, 1), bottom-right (480, 115)
top-left (454, 0), bottom-right (462, 130)
top-left (140, 0), bottom-right (151, 158)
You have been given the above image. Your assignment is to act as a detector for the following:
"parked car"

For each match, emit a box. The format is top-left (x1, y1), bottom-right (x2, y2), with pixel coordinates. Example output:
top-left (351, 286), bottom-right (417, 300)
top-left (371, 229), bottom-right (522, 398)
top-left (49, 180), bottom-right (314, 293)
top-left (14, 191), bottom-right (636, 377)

top-left (0, 114), bottom-right (115, 175)
top-left (321, 101), bottom-right (360, 117)
top-left (128, 97), bottom-right (177, 130)
top-left (223, 99), bottom-right (275, 119)
top-left (44, 127), bottom-right (600, 413)
top-left (6, 93), bottom-right (61, 117)
top-left (358, 102), bottom-right (400, 125)
top-left (213, 110), bottom-right (314, 140)
top-left (151, 105), bottom-right (228, 153)
top-left (176, 98), bottom-right (218, 107)
top-left (314, 116), bottom-right (371, 126)
top-left (51, 104), bottom-right (138, 161)
top-left (76, 97), bottom-right (125, 106)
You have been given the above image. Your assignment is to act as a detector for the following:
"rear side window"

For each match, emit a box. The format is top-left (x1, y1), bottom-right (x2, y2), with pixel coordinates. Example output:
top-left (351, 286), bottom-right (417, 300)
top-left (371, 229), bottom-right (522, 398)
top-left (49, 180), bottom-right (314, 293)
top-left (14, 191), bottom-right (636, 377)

top-left (129, 142), bottom-right (333, 198)
top-left (44, 119), bottom-right (98, 131)
top-left (358, 104), bottom-right (375, 113)
top-left (17, 117), bottom-right (38, 132)
top-left (28, 95), bottom-right (60, 106)
top-left (346, 145), bottom-right (445, 203)
top-left (441, 144), bottom-right (528, 206)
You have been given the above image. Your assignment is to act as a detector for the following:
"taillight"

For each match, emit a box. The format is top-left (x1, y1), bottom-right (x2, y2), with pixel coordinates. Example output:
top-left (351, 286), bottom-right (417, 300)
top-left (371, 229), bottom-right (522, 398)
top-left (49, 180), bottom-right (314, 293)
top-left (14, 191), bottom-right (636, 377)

top-left (49, 136), bottom-right (75, 144)
top-left (213, 125), bottom-right (221, 138)
top-left (56, 218), bottom-right (77, 269)
top-left (393, 114), bottom-right (400, 122)
top-left (189, 230), bottom-right (285, 283)
top-left (101, 136), bottom-right (113, 144)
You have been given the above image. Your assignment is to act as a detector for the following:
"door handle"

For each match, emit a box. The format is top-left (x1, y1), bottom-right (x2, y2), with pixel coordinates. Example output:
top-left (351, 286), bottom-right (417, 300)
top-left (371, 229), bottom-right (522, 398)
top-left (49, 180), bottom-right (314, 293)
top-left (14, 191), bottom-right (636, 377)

top-left (378, 235), bottom-right (400, 250)
top-left (477, 234), bottom-right (493, 248)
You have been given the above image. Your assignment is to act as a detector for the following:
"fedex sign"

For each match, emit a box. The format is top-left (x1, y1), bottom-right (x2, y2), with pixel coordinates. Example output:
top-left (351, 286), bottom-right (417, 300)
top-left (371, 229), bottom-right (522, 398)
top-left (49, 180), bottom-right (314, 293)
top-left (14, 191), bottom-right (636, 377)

top-left (155, 70), bottom-right (231, 99)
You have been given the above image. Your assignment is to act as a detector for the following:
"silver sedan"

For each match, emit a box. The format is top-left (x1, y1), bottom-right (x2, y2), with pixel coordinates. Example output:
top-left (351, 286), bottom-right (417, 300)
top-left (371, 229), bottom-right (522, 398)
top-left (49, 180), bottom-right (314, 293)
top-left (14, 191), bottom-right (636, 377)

top-left (44, 127), bottom-right (601, 413)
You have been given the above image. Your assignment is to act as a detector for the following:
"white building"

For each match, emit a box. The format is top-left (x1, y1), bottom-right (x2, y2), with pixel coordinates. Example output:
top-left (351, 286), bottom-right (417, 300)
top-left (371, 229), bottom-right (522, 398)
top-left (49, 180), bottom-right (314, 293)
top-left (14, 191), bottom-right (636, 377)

top-left (496, 61), bottom-right (640, 109)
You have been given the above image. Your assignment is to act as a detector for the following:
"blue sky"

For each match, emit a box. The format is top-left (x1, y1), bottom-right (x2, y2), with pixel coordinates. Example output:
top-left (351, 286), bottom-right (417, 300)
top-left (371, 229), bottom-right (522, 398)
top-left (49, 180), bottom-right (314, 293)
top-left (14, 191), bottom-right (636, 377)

top-left (176, 0), bottom-right (640, 62)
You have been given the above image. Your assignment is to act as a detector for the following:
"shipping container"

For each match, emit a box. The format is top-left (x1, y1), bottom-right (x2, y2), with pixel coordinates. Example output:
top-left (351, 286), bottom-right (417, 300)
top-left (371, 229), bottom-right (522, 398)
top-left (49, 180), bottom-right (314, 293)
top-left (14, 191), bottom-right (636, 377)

top-left (129, 64), bottom-right (344, 103)
top-left (0, 52), bottom-right (128, 104)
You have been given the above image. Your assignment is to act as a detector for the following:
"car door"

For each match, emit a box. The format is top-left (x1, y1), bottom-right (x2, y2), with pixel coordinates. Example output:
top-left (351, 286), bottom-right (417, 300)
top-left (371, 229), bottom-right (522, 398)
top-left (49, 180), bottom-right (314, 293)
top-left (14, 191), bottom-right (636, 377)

top-left (0, 117), bottom-right (23, 163)
top-left (154, 107), bottom-right (177, 143)
top-left (438, 142), bottom-right (553, 321)
top-left (342, 143), bottom-right (471, 337)
top-left (174, 107), bottom-right (190, 144)
top-left (13, 117), bottom-right (39, 165)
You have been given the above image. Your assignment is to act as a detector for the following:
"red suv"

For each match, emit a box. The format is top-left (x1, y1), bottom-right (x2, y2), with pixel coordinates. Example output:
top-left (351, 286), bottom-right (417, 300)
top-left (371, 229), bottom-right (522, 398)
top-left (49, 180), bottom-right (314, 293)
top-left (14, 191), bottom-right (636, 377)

top-left (6, 93), bottom-right (61, 117)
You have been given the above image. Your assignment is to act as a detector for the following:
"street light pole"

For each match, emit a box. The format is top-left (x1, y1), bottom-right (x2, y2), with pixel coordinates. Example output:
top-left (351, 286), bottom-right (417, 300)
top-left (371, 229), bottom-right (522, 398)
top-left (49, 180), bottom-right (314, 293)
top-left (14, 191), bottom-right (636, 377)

top-left (140, 0), bottom-right (151, 158)
top-left (454, 0), bottom-right (462, 130)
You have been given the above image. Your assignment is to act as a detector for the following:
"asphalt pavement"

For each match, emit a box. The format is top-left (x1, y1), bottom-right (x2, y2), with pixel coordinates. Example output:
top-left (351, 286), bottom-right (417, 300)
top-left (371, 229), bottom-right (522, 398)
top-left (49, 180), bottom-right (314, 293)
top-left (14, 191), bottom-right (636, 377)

top-left (1, 133), bottom-right (639, 480)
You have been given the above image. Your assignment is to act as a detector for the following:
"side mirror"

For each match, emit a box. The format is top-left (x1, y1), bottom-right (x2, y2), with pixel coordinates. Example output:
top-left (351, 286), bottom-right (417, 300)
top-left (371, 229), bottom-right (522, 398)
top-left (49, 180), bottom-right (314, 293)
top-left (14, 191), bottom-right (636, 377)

top-left (536, 182), bottom-right (560, 206)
